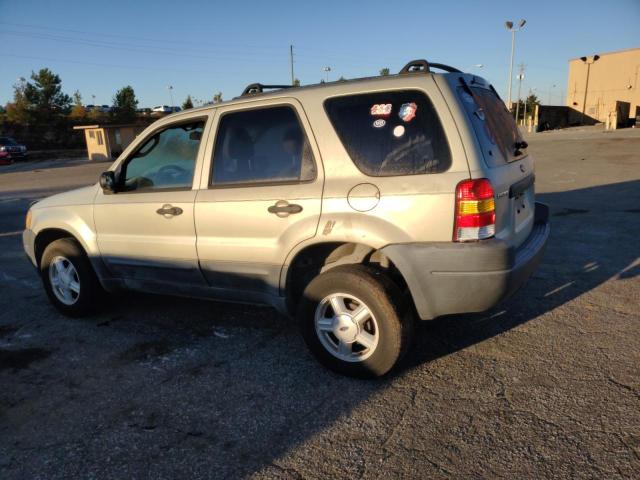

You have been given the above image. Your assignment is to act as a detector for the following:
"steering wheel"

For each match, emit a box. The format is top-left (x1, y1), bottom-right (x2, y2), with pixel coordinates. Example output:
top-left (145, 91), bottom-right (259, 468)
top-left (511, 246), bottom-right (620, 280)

top-left (153, 164), bottom-right (190, 186)
top-left (158, 164), bottom-right (188, 177)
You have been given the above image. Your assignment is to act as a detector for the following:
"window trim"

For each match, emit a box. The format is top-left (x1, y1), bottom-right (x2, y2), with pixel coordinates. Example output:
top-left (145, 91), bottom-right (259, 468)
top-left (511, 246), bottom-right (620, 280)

top-left (115, 116), bottom-right (208, 194)
top-left (323, 88), bottom-right (452, 178)
top-left (207, 103), bottom-right (318, 190)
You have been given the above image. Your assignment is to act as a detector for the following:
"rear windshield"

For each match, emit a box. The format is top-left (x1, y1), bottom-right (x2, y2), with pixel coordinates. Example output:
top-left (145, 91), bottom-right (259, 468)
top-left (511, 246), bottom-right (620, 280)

top-left (0, 137), bottom-right (17, 145)
top-left (325, 90), bottom-right (451, 176)
top-left (457, 85), bottom-right (524, 165)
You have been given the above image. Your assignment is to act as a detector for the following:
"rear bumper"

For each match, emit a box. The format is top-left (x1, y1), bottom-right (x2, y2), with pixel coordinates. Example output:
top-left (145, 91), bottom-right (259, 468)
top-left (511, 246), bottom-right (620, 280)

top-left (381, 202), bottom-right (550, 320)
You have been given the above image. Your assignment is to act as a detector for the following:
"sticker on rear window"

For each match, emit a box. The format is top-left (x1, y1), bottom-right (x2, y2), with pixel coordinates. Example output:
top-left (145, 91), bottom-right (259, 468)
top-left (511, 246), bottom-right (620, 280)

top-left (398, 102), bottom-right (417, 122)
top-left (370, 104), bottom-right (392, 116)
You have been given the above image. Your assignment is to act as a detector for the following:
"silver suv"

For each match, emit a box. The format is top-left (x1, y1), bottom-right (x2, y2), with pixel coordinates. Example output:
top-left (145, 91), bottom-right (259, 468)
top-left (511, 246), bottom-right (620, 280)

top-left (23, 59), bottom-right (549, 378)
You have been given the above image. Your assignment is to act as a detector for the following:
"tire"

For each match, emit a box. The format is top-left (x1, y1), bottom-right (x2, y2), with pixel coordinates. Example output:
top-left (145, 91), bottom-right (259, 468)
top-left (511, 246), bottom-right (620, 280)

top-left (40, 238), bottom-right (103, 317)
top-left (297, 264), bottom-right (414, 378)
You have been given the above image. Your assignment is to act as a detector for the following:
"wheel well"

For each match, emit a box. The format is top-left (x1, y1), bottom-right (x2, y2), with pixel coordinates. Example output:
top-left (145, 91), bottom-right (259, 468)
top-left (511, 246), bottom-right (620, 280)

top-left (34, 229), bottom-right (79, 267)
top-left (285, 242), bottom-right (407, 314)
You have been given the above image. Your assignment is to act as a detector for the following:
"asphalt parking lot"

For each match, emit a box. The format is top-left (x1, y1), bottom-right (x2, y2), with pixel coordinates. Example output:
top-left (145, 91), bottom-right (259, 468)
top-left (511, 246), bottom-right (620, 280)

top-left (0, 126), bottom-right (639, 479)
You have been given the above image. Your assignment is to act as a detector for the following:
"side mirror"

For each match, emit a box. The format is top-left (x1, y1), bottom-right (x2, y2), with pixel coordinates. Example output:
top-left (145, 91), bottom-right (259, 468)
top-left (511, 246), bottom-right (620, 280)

top-left (99, 171), bottom-right (117, 192)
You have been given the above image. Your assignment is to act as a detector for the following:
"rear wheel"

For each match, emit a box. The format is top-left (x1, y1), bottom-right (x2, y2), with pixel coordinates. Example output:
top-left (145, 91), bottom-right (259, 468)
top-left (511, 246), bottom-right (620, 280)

top-left (40, 238), bottom-right (103, 317)
top-left (298, 265), bottom-right (413, 378)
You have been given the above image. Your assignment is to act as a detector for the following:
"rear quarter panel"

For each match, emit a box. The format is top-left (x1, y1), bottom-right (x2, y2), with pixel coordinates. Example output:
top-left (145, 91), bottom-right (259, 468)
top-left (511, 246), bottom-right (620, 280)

top-left (295, 75), bottom-right (472, 248)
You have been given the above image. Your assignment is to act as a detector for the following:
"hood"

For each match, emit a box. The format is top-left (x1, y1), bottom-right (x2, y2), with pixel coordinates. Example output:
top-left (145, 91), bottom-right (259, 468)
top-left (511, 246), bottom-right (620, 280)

top-left (32, 184), bottom-right (99, 210)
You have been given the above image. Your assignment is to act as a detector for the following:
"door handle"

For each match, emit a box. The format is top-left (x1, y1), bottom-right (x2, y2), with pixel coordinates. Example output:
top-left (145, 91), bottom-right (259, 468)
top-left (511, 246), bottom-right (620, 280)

top-left (268, 201), bottom-right (303, 217)
top-left (156, 204), bottom-right (183, 216)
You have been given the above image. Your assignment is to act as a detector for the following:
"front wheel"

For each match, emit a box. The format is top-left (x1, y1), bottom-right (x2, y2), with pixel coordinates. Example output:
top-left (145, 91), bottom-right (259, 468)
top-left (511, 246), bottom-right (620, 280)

top-left (40, 238), bottom-right (103, 317)
top-left (297, 265), bottom-right (414, 378)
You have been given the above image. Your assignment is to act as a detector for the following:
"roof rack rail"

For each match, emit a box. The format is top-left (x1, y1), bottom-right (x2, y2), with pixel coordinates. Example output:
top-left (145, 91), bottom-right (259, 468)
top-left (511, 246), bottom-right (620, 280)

top-left (399, 59), bottom-right (430, 74)
top-left (430, 63), bottom-right (462, 73)
top-left (399, 59), bottom-right (462, 74)
top-left (240, 83), bottom-right (292, 96)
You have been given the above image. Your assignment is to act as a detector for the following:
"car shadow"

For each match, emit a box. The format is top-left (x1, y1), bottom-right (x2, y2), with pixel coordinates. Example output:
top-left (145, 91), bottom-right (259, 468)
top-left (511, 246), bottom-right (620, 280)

top-left (402, 179), bottom-right (639, 370)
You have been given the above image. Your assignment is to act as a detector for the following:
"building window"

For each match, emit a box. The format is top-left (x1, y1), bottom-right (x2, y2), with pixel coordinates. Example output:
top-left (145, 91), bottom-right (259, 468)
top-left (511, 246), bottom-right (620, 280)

top-left (115, 129), bottom-right (122, 145)
top-left (96, 130), bottom-right (104, 146)
top-left (88, 130), bottom-right (95, 139)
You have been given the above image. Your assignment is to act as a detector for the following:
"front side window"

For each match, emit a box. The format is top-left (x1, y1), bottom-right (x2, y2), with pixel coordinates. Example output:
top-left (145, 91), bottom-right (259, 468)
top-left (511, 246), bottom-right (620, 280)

top-left (325, 90), bottom-right (451, 176)
top-left (121, 120), bottom-right (204, 191)
top-left (211, 106), bottom-right (316, 186)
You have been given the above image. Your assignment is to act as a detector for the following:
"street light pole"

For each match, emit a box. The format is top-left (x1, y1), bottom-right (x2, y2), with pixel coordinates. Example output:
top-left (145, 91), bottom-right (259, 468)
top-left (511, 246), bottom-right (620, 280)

top-left (290, 45), bottom-right (295, 86)
top-left (323, 66), bottom-right (331, 82)
top-left (505, 19), bottom-right (526, 111)
top-left (580, 55), bottom-right (600, 125)
top-left (514, 65), bottom-right (525, 124)
top-left (167, 85), bottom-right (174, 107)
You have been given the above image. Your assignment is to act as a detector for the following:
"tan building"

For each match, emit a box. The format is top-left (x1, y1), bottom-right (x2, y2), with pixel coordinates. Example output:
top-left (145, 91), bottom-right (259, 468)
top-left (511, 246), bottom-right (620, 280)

top-left (73, 124), bottom-right (145, 161)
top-left (567, 47), bottom-right (640, 126)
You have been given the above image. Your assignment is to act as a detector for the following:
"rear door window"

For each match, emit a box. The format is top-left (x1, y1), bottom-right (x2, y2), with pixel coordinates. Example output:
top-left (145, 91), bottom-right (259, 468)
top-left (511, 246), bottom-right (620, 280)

top-left (210, 106), bottom-right (316, 186)
top-left (324, 90), bottom-right (451, 176)
top-left (457, 84), bottom-right (525, 165)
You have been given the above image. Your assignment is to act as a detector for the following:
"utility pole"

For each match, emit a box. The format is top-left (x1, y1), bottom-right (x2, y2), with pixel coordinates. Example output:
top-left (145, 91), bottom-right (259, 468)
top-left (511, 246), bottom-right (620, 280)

top-left (290, 45), bottom-right (295, 86)
top-left (580, 55), bottom-right (600, 125)
top-left (514, 64), bottom-right (525, 124)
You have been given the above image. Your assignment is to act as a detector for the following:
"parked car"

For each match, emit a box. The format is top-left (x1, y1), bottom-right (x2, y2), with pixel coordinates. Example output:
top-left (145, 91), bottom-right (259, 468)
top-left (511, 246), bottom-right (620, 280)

top-left (0, 136), bottom-right (28, 163)
top-left (152, 105), bottom-right (173, 113)
top-left (23, 59), bottom-right (549, 377)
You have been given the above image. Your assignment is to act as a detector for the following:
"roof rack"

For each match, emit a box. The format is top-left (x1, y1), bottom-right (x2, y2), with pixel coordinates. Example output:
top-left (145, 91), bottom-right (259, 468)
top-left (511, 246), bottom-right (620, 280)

top-left (240, 83), bottom-right (293, 97)
top-left (399, 59), bottom-right (462, 74)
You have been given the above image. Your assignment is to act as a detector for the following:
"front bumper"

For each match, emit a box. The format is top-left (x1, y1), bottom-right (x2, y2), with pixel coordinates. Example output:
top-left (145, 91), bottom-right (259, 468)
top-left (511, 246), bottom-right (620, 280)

top-left (23, 229), bottom-right (37, 267)
top-left (382, 202), bottom-right (550, 320)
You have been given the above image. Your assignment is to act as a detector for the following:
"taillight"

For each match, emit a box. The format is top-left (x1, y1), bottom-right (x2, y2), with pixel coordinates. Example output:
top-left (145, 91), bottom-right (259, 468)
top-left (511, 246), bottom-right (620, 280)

top-left (453, 178), bottom-right (496, 242)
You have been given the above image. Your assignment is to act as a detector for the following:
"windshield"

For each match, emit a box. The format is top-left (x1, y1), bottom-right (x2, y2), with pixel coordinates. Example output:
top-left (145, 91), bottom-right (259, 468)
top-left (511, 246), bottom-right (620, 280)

top-left (457, 84), bottom-right (525, 165)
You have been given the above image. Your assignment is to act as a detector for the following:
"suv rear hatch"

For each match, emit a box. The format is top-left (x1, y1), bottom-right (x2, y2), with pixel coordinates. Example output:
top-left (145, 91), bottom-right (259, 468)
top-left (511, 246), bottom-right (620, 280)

top-left (454, 75), bottom-right (535, 248)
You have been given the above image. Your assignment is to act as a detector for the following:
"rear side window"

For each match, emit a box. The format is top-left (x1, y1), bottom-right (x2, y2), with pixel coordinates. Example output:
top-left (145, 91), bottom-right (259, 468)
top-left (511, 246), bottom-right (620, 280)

top-left (324, 90), bottom-right (451, 176)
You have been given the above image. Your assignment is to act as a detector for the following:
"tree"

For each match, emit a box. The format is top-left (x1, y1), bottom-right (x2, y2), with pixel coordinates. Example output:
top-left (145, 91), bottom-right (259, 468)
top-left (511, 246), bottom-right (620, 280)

top-left (293, 78), bottom-right (301, 87)
top-left (515, 94), bottom-right (540, 122)
top-left (212, 92), bottom-right (223, 103)
top-left (5, 78), bottom-right (31, 124)
top-left (182, 95), bottom-right (194, 110)
top-left (112, 86), bottom-right (138, 122)
top-left (379, 68), bottom-right (390, 76)
top-left (23, 68), bottom-right (71, 119)
top-left (69, 90), bottom-right (86, 120)
top-left (338, 76), bottom-right (347, 81)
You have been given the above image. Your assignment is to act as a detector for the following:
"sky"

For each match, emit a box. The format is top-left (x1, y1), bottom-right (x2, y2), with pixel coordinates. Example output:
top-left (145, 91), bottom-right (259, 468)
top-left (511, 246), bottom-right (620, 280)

top-left (0, 0), bottom-right (638, 108)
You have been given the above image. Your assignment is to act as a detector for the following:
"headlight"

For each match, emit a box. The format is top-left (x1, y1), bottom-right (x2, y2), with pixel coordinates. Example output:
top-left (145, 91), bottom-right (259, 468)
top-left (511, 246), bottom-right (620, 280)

top-left (25, 209), bottom-right (32, 230)
top-left (0, 146), bottom-right (6, 152)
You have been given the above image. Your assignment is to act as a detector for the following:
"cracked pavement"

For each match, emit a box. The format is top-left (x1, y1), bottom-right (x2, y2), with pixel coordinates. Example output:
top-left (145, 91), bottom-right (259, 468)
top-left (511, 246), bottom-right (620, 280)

top-left (0, 126), bottom-right (639, 479)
